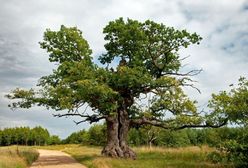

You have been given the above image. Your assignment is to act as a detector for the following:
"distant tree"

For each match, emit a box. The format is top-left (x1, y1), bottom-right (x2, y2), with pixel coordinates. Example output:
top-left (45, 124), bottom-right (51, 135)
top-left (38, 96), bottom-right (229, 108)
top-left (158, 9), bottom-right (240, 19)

top-left (140, 126), bottom-right (161, 148)
top-left (185, 129), bottom-right (198, 146)
top-left (0, 130), bottom-right (2, 145)
top-left (22, 127), bottom-right (31, 146)
top-left (0, 126), bottom-right (60, 146)
top-left (64, 132), bottom-right (80, 144)
top-left (11, 128), bottom-right (18, 145)
top-left (88, 124), bottom-right (106, 146)
top-left (7, 18), bottom-right (228, 159)
top-left (31, 126), bottom-right (50, 146)
top-left (205, 129), bottom-right (222, 147)
top-left (48, 135), bottom-right (61, 145)
top-left (3, 129), bottom-right (12, 146)
top-left (158, 129), bottom-right (190, 147)
top-left (128, 128), bottom-right (145, 146)
top-left (65, 129), bottom-right (88, 144)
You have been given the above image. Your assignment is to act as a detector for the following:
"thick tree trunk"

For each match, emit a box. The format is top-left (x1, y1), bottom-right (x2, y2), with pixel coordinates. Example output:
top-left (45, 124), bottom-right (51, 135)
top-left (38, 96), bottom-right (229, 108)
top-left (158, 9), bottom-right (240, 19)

top-left (118, 109), bottom-right (136, 159)
top-left (102, 116), bottom-right (124, 157)
top-left (102, 109), bottom-right (136, 159)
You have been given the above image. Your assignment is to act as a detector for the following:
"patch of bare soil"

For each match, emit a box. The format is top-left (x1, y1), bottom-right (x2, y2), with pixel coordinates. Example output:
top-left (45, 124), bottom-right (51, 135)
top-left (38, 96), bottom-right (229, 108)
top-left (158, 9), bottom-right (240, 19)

top-left (30, 149), bottom-right (87, 168)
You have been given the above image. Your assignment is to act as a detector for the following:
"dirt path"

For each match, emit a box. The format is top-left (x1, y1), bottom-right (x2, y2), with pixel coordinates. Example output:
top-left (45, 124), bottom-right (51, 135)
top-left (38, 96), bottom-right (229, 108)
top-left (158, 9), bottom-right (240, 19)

top-left (30, 149), bottom-right (87, 168)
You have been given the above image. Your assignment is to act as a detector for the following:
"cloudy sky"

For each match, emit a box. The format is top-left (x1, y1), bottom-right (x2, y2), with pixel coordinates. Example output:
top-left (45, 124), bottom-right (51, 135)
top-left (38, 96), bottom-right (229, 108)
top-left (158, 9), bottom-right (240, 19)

top-left (0, 0), bottom-right (247, 138)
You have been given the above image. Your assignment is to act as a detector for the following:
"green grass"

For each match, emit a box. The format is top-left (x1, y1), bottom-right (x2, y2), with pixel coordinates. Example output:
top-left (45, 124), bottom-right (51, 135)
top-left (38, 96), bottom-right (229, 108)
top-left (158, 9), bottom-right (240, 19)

top-left (0, 146), bottom-right (39, 168)
top-left (37, 144), bottom-right (234, 168)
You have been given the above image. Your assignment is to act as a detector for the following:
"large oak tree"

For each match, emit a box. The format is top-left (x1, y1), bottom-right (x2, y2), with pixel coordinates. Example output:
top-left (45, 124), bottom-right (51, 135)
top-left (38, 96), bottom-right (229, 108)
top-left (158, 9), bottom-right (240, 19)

top-left (7, 18), bottom-right (227, 159)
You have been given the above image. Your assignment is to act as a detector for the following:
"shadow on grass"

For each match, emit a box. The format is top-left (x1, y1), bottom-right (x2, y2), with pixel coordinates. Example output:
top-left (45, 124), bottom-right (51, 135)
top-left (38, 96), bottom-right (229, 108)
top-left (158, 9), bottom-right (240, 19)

top-left (73, 154), bottom-right (103, 163)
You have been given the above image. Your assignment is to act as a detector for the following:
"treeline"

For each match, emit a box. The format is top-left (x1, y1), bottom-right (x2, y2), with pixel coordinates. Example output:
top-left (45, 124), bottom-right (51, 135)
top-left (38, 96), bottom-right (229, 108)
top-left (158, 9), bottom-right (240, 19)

top-left (63, 124), bottom-right (247, 148)
top-left (63, 124), bottom-right (106, 145)
top-left (129, 126), bottom-right (248, 147)
top-left (0, 126), bottom-right (60, 146)
top-left (1, 124), bottom-right (247, 149)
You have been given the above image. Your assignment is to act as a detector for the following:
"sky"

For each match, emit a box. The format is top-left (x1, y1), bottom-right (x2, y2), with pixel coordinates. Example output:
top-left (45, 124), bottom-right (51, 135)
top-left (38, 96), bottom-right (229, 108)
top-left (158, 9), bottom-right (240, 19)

top-left (0, 0), bottom-right (247, 139)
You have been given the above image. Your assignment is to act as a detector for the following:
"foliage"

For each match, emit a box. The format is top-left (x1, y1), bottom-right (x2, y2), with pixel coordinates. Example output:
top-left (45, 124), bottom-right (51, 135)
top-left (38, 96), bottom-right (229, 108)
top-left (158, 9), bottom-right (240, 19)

top-left (0, 126), bottom-right (60, 146)
top-left (63, 130), bottom-right (88, 144)
top-left (48, 135), bottom-right (61, 145)
top-left (207, 151), bottom-right (226, 164)
top-left (208, 77), bottom-right (248, 167)
top-left (5, 18), bottom-right (226, 130)
top-left (208, 77), bottom-right (248, 126)
top-left (64, 124), bottom-right (106, 146)
top-left (221, 140), bottom-right (248, 167)
top-left (6, 18), bottom-right (231, 158)
top-left (64, 123), bottom-right (246, 149)
top-left (128, 128), bottom-right (146, 146)
top-left (31, 126), bottom-right (50, 146)
top-left (87, 124), bottom-right (106, 146)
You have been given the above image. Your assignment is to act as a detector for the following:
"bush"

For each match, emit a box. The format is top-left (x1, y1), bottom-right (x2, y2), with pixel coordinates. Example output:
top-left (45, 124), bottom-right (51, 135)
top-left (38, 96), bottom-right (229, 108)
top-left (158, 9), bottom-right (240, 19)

top-left (18, 148), bottom-right (39, 165)
top-left (207, 140), bottom-right (248, 167)
top-left (222, 140), bottom-right (248, 167)
top-left (207, 151), bottom-right (225, 163)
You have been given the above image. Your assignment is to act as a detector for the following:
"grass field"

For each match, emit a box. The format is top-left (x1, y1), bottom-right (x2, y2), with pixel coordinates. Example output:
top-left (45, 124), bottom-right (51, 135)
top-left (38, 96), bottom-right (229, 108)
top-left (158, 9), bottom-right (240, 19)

top-left (37, 144), bottom-right (234, 168)
top-left (0, 146), bottom-right (39, 168)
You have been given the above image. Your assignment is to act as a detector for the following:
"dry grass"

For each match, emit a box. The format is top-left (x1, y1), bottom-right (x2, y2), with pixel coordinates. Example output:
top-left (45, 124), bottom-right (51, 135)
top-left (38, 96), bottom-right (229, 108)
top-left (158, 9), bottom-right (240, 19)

top-left (133, 145), bottom-right (214, 153)
top-left (0, 151), bottom-right (26, 168)
top-left (0, 146), bottom-right (39, 168)
top-left (92, 158), bottom-right (113, 168)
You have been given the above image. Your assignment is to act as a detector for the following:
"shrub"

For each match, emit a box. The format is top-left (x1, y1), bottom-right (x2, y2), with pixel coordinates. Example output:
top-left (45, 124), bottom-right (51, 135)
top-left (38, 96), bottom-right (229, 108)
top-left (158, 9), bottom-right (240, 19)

top-left (18, 148), bottom-right (39, 165)
top-left (223, 140), bottom-right (248, 167)
top-left (207, 151), bottom-right (225, 163)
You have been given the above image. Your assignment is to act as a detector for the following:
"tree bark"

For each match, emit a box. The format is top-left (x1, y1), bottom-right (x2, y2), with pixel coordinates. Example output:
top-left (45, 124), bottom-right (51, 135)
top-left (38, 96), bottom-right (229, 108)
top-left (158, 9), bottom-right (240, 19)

top-left (101, 116), bottom-right (124, 158)
top-left (118, 109), bottom-right (136, 159)
top-left (102, 109), bottom-right (136, 159)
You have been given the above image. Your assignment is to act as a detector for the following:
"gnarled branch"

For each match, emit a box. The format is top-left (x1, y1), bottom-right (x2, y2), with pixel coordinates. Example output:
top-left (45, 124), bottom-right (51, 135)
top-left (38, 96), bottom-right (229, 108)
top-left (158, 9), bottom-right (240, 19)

top-left (53, 113), bottom-right (107, 124)
top-left (130, 116), bottom-right (228, 130)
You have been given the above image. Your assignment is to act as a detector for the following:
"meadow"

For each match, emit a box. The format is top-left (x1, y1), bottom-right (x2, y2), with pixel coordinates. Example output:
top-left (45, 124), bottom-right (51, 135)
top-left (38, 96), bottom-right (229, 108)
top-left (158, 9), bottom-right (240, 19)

top-left (37, 144), bottom-right (234, 168)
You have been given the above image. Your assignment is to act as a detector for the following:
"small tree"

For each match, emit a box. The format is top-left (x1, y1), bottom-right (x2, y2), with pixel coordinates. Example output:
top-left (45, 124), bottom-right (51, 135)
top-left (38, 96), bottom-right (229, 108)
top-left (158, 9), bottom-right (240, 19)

top-left (208, 77), bottom-right (248, 126)
top-left (208, 77), bottom-right (248, 166)
top-left (140, 126), bottom-right (161, 148)
top-left (7, 18), bottom-right (227, 159)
